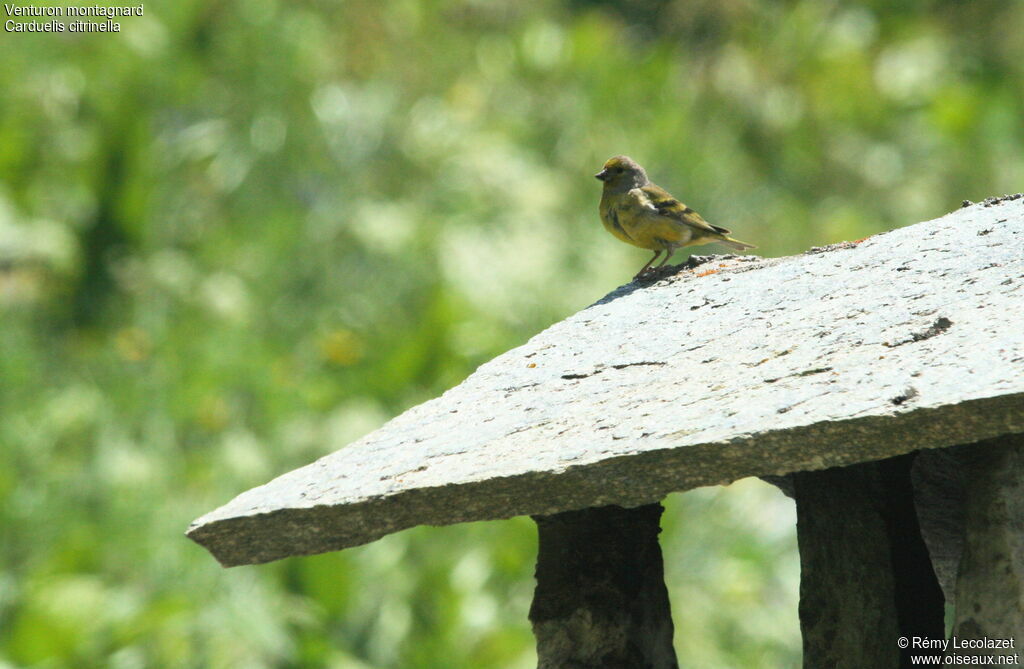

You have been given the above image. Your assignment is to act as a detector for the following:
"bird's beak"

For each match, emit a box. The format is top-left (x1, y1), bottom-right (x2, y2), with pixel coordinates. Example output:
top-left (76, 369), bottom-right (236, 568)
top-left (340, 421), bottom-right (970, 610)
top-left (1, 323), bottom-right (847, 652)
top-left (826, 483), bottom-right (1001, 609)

top-left (595, 169), bottom-right (609, 181)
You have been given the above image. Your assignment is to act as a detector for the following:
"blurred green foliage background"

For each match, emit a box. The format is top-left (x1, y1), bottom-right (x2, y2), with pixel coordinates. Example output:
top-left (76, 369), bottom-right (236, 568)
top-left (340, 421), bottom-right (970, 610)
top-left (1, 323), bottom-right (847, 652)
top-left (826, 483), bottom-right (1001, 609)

top-left (1, 0), bottom-right (1022, 666)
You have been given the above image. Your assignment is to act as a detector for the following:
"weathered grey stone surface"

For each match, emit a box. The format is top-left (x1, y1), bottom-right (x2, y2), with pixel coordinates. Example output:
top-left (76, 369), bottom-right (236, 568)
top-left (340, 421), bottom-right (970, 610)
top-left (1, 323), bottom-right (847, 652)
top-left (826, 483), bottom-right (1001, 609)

top-left (912, 449), bottom-right (967, 604)
top-left (794, 454), bottom-right (945, 669)
top-left (794, 463), bottom-right (902, 669)
top-left (531, 505), bottom-right (677, 669)
top-left (188, 196), bottom-right (1024, 566)
top-left (949, 434), bottom-right (1024, 654)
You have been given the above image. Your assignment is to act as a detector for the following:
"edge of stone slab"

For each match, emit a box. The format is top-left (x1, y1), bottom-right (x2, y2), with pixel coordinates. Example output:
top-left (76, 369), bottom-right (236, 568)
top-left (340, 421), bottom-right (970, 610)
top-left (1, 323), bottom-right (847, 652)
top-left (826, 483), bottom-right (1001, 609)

top-left (187, 390), bottom-right (1024, 567)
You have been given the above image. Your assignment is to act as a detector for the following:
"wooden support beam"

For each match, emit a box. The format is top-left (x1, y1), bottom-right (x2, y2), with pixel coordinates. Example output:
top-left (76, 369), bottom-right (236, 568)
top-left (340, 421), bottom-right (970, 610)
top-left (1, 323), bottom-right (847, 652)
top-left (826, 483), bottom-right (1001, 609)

top-left (530, 504), bottom-right (678, 669)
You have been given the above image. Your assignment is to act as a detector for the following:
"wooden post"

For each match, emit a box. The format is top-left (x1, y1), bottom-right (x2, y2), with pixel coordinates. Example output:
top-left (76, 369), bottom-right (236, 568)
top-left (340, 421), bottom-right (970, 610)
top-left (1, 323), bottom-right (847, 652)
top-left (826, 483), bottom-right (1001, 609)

top-left (793, 453), bottom-right (945, 669)
top-left (529, 504), bottom-right (678, 669)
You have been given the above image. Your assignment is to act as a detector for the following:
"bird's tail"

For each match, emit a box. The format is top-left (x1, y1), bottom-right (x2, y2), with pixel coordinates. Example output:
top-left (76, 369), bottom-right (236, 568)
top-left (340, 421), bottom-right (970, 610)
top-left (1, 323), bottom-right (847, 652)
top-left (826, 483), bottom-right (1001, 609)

top-left (720, 236), bottom-right (756, 251)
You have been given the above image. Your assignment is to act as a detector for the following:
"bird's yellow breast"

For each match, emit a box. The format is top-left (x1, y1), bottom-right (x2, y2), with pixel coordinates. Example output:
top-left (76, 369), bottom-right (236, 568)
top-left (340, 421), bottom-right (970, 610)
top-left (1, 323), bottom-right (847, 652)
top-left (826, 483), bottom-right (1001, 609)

top-left (599, 196), bottom-right (638, 246)
top-left (599, 191), bottom-right (693, 251)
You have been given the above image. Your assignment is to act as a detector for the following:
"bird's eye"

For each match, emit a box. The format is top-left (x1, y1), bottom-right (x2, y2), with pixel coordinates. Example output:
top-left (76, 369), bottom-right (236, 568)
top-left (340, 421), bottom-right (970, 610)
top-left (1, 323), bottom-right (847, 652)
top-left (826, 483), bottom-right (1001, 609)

top-left (614, 167), bottom-right (623, 173)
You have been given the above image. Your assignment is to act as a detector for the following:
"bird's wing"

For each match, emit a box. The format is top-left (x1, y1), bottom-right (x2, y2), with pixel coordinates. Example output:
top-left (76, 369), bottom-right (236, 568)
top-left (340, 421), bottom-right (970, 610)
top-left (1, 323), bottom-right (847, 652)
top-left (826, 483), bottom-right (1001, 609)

top-left (637, 184), bottom-right (732, 235)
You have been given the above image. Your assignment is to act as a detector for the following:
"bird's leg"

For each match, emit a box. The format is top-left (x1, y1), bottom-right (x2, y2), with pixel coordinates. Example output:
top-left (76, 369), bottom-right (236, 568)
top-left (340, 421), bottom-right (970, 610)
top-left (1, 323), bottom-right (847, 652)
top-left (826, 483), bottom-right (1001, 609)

top-left (654, 249), bottom-right (675, 269)
top-left (634, 251), bottom-right (662, 279)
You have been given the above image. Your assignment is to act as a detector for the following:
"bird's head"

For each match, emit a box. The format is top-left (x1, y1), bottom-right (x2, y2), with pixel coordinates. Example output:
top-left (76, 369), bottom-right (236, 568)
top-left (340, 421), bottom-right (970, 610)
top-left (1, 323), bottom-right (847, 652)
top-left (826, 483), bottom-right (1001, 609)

top-left (595, 155), bottom-right (648, 192)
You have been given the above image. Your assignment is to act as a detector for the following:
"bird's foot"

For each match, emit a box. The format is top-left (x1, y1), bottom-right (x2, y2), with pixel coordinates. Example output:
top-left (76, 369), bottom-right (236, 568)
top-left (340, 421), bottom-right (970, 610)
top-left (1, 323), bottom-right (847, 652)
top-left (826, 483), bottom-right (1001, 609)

top-left (633, 266), bottom-right (669, 282)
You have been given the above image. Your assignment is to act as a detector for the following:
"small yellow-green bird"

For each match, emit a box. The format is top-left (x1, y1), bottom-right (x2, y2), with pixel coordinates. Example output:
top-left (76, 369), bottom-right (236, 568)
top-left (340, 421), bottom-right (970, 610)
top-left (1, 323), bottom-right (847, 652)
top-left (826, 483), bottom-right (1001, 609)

top-left (596, 155), bottom-right (755, 279)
